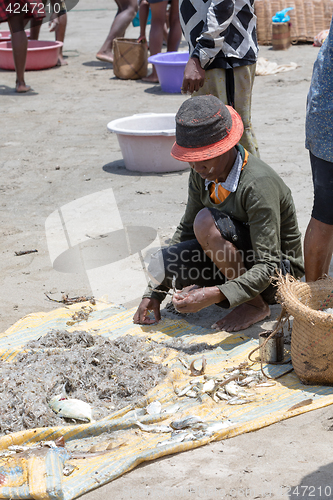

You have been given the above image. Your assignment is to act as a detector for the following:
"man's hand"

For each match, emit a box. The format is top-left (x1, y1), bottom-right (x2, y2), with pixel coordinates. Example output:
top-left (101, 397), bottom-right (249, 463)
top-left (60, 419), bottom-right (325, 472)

top-left (133, 298), bottom-right (161, 325)
top-left (182, 57), bottom-right (206, 94)
top-left (173, 285), bottom-right (223, 313)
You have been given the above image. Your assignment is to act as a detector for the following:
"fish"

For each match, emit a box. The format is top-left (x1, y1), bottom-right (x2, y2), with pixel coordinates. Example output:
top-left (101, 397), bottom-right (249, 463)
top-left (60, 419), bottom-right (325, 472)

top-left (227, 397), bottom-right (253, 405)
top-left (202, 379), bottom-right (216, 393)
top-left (156, 431), bottom-right (191, 446)
top-left (146, 401), bottom-right (162, 415)
top-left (170, 415), bottom-right (204, 430)
top-left (161, 403), bottom-right (181, 415)
top-left (215, 391), bottom-right (231, 401)
top-left (135, 421), bottom-right (172, 433)
top-left (63, 464), bottom-right (77, 476)
top-left (174, 384), bottom-right (192, 397)
top-left (49, 394), bottom-right (94, 423)
top-left (224, 381), bottom-right (248, 398)
top-left (205, 421), bottom-right (232, 434)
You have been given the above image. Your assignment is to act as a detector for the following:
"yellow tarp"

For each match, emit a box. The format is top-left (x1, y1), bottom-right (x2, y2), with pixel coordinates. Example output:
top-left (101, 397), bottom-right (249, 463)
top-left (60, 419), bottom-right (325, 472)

top-left (1, 300), bottom-right (333, 500)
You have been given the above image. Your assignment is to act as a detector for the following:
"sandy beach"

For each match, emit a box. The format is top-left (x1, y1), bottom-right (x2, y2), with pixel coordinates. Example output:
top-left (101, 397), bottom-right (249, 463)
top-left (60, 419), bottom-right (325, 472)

top-left (1, 1), bottom-right (333, 498)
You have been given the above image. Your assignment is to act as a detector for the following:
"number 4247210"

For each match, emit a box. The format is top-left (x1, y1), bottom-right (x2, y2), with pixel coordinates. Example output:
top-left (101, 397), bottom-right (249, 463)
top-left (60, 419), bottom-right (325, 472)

top-left (6, 2), bottom-right (61, 14)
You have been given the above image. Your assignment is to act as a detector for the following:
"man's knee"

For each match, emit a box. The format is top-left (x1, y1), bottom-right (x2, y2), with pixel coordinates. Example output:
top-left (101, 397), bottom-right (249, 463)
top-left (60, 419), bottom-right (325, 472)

top-left (193, 208), bottom-right (218, 245)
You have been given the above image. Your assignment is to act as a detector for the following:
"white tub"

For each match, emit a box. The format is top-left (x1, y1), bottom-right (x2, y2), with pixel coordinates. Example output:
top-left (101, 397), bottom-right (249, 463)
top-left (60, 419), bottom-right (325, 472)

top-left (107, 113), bottom-right (188, 173)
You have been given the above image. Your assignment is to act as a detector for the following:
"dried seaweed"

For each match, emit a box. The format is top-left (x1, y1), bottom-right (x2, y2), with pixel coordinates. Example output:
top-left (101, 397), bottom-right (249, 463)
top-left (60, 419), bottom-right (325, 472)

top-left (0, 331), bottom-right (168, 435)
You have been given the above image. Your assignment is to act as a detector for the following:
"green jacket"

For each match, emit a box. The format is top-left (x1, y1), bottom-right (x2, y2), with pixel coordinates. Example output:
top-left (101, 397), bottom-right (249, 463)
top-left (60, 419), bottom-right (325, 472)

top-left (145, 146), bottom-right (304, 308)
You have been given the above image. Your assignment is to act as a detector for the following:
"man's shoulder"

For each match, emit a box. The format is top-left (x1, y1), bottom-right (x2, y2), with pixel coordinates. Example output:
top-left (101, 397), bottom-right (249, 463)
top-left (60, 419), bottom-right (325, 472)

top-left (238, 151), bottom-right (291, 198)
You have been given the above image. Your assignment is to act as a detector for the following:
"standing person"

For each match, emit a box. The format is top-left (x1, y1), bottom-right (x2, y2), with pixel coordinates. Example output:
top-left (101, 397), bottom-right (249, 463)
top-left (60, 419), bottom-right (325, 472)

top-left (143, 0), bottom-right (182, 83)
top-left (180, 0), bottom-right (259, 157)
top-left (0, 0), bottom-right (45, 92)
top-left (96, 0), bottom-right (138, 64)
top-left (303, 19), bottom-right (333, 282)
top-left (133, 96), bottom-right (304, 332)
top-left (30, 0), bottom-right (68, 66)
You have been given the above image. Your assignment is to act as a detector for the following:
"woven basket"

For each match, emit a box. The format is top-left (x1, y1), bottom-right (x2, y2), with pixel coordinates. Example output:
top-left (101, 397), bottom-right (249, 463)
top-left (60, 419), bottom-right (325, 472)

top-left (277, 275), bottom-right (333, 385)
top-left (255, 0), bottom-right (333, 45)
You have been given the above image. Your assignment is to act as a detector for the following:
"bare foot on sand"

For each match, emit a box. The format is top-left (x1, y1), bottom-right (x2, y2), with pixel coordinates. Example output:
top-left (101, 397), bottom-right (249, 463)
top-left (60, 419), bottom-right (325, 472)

top-left (142, 72), bottom-right (159, 83)
top-left (57, 55), bottom-right (68, 66)
top-left (211, 299), bottom-right (271, 333)
top-left (96, 52), bottom-right (113, 64)
top-left (15, 81), bottom-right (31, 93)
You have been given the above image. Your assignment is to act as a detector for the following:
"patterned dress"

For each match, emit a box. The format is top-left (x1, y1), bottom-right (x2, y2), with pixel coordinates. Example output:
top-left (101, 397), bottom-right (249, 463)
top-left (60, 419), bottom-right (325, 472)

top-left (0, 0), bottom-right (45, 23)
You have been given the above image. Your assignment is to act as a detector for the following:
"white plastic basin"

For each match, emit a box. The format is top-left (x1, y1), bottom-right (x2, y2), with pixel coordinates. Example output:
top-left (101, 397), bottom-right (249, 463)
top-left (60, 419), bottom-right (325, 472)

top-left (107, 113), bottom-right (188, 173)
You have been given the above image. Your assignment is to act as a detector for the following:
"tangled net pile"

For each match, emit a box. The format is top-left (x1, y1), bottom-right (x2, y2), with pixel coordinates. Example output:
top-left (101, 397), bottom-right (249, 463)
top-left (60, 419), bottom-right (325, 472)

top-left (0, 331), bottom-right (168, 435)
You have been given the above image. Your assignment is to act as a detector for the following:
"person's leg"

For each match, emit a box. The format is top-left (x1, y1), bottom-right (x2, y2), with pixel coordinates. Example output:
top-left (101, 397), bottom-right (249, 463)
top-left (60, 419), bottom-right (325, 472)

top-left (49, 4), bottom-right (68, 66)
top-left (193, 208), bottom-right (270, 331)
top-left (194, 66), bottom-right (259, 158)
top-left (7, 12), bottom-right (30, 92)
top-left (233, 64), bottom-right (259, 158)
top-left (142, 0), bottom-right (168, 82)
top-left (166, 0), bottom-right (181, 52)
top-left (139, 0), bottom-right (150, 41)
top-left (304, 218), bottom-right (333, 281)
top-left (304, 152), bottom-right (333, 281)
top-left (29, 17), bottom-right (43, 39)
top-left (96, 0), bottom-right (138, 63)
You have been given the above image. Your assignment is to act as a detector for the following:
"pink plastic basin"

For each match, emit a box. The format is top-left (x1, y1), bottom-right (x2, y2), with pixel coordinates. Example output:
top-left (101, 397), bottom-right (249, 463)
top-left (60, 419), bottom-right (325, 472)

top-left (148, 51), bottom-right (189, 93)
top-left (0, 40), bottom-right (63, 70)
top-left (0, 30), bottom-right (30, 41)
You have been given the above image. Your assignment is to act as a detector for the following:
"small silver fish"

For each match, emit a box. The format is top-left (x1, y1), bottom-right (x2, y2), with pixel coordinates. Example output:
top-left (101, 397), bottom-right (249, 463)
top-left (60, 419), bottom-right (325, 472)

top-left (205, 421), bottom-right (232, 435)
top-left (227, 397), bottom-right (253, 405)
top-left (146, 401), bottom-right (162, 415)
top-left (63, 464), bottom-right (77, 476)
top-left (161, 403), bottom-right (181, 415)
top-left (170, 416), bottom-right (204, 430)
top-left (135, 421), bottom-right (172, 433)
top-left (156, 431), bottom-right (190, 446)
top-left (202, 379), bottom-right (216, 393)
top-left (174, 384), bottom-right (192, 397)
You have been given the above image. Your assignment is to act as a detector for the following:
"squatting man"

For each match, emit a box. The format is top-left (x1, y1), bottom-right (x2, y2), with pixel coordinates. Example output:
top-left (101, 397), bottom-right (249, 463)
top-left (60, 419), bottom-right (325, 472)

top-left (133, 95), bottom-right (304, 332)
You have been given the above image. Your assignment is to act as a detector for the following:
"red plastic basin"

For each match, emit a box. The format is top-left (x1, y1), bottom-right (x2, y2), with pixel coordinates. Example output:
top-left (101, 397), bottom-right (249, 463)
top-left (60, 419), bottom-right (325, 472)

top-left (0, 40), bottom-right (63, 70)
top-left (0, 30), bottom-right (30, 41)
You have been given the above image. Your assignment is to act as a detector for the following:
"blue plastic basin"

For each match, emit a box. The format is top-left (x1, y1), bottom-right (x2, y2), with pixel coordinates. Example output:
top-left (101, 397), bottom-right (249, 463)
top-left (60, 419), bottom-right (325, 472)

top-left (148, 51), bottom-right (189, 93)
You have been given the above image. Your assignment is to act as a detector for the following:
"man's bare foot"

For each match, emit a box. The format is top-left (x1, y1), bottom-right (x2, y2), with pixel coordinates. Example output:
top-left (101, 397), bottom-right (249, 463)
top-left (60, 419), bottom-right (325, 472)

top-left (211, 300), bottom-right (271, 333)
top-left (142, 72), bottom-right (159, 83)
top-left (96, 52), bottom-right (113, 64)
top-left (15, 81), bottom-right (31, 93)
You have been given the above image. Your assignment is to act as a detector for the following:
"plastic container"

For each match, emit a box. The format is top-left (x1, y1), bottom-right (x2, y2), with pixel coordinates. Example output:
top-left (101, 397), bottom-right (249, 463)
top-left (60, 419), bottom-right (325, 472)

top-left (259, 331), bottom-right (284, 363)
top-left (107, 113), bottom-right (188, 173)
top-left (0, 40), bottom-right (63, 70)
top-left (272, 22), bottom-right (291, 50)
top-left (0, 30), bottom-right (30, 41)
top-left (148, 51), bottom-right (189, 93)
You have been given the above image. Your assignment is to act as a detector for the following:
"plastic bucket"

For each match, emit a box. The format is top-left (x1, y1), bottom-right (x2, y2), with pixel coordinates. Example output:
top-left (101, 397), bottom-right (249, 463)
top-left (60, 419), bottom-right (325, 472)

top-left (0, 40), bottom-right (63, 70)
top-left (0, 30), bottom-right (30, 41)
top-left (148, 52), bottom-right (189, 93)
top-left (107, 113), bottom-right (188, 173)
